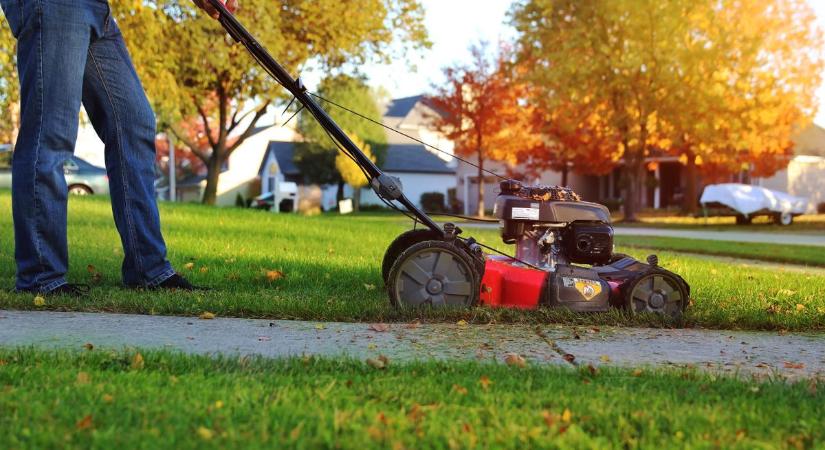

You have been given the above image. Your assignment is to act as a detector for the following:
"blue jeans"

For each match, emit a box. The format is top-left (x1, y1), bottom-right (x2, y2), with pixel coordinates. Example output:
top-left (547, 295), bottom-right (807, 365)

top-left (1, 0), bottom-right (175, 291)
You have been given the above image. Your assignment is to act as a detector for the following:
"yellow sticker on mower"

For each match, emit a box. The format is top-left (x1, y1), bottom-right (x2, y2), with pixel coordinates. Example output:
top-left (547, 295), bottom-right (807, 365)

top-left (562, 277), bottom-right (602, 301)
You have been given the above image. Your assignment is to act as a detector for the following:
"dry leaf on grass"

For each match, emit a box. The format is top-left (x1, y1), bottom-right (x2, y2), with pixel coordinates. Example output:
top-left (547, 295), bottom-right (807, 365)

top-left (33, 296), bottom-right (46, 307)
top-left (82, 343), bottom-right (94, 351)
top-left (266, 270), bottom-right (284, 282)
top-left (197, 426), bottom-right (214, 440)
top-left (76, 414), bottom-right (94, 431)
top-left (184, 262), bottom-right (195, 270)
top-left (366, 355), bottom-right (389, 369)
top-left (504, 353), bottom-right (526, 368)
top-left (76, 372), bottom-right (91, 385)
top-left (479, 376), bottom-right (492, 390)
top-left (364, 283), bottom-right (376, 291)
top-left (783, 361), bottom-right (805, 369)
top-left (131, 353), bottom-right (145, 370)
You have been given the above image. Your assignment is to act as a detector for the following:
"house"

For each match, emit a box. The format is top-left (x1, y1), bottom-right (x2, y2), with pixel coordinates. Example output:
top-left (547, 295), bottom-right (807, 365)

top-left (753, 124), bottom-right (825, 212)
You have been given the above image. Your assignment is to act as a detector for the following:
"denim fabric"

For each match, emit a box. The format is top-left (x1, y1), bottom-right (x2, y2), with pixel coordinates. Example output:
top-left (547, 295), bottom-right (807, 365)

top-left (1, 0), bottom-right (175, 291)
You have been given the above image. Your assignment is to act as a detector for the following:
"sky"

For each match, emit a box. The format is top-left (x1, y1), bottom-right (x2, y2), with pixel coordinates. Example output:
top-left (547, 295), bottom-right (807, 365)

top-left (348, 0), bottom-right (825, 127)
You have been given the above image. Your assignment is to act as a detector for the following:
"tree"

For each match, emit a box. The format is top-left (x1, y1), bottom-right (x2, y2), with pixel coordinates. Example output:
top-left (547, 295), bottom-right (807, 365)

top-left (0, 11), bottom-right (18, 149)
top-left (294, 74), bottom-right (387, 201)
top-left (428, 43), bottom-right (539, 217)
top-left (512, 0), bottom-right (823, 219)
top-left (110, 0), bottom-right (427, 204)
top-left (335, 131), bottom-right (376, 211)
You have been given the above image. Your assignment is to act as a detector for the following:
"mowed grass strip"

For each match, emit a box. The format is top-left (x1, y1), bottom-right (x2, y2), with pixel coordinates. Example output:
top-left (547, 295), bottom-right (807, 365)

top-left (614, 213), bottom-right (825, 233)
top-left (0, 349), bottom-right (822, 449)
top-left (0, 192), bottom-right (823, 330)
top-left (614, 235), bottom-right (825, 267)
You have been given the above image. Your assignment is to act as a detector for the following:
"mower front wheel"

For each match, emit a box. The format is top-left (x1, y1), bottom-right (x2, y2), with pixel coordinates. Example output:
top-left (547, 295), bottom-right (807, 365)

top-left (381, 229), bottom-right (441, 284)
top-left (387, 240), bottom-right (480, 309)
top-left (625, 272), bottom-right (688, 318)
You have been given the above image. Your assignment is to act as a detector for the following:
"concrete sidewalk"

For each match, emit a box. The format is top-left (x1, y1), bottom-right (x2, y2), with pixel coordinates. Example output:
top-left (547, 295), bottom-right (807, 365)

top-left (1, 310), bottom-right (822, 380)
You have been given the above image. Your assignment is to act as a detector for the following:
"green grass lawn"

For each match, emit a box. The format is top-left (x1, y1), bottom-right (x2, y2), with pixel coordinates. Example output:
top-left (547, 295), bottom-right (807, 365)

top-left (1, 192), bottom-right (824, 330)
top-left (0, 348), bottom-right (821, 449)
top-left (614, 235), bottom-right (825, 267)
top-left (614, 213), bottom-right (825, 233)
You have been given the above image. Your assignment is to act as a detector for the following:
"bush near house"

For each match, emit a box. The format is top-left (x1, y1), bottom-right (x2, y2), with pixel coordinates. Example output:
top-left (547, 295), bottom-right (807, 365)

top-left (420, 192), bottom-right (446, 213)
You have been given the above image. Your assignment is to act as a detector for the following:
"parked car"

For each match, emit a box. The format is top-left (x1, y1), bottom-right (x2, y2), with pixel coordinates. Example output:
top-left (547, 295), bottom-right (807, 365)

top-left (0, 151), bottom-right (109, 196)
top-left (700, 183), bottom-right (808, 225)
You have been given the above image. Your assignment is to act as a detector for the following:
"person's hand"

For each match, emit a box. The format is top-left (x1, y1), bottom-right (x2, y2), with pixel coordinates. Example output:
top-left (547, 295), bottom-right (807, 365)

top-left (193, 0), bottom-right (238, 19)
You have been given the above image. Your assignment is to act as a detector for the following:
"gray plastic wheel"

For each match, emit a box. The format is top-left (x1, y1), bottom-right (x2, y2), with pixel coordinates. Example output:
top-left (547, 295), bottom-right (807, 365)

top-left (627, 272), bottom-right (687, 317)
top-left (387, 240), bottom-right (479, 308)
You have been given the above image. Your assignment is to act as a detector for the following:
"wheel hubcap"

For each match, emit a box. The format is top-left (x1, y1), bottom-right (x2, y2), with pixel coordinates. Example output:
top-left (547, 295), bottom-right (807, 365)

top-left (394, 247), bottom-right (474, 308)
top-left (629, 274), bottom-right (684, 316)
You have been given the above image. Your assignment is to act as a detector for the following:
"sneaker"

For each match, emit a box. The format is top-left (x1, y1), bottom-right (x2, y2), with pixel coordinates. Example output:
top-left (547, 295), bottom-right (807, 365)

top-left (151, 273), bottom-right (209, 291)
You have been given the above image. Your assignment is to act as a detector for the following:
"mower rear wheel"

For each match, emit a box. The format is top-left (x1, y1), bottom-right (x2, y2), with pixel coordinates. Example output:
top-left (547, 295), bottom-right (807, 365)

top-left (381, 229), bottom-right (441, 284)
top-left (387, 240), bottom-right (480, 309)
top-left (626, 272), bottom-right (688, 318)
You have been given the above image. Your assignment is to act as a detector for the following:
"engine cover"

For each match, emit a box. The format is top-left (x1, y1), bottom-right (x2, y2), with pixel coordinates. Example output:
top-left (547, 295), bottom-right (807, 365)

top-left (562, 222), bottom-right (613, 265)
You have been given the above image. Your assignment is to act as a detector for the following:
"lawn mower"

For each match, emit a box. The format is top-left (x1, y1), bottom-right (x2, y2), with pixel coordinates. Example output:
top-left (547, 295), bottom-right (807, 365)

top-left (206, 0), bottom-right (690, 318)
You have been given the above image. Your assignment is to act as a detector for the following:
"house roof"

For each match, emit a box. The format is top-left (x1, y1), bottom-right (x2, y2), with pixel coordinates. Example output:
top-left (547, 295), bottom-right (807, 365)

top-left (792, 123), bottom-right (825, 157)
top-left (260, 141), bottom-right (455, 177)
top-left (384, 95), bottom-right (425, 118)
top-left (383, 144), bottom-right (455, 174)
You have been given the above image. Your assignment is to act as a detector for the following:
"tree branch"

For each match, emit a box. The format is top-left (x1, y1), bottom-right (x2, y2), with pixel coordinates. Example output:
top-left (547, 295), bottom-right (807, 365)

top-left (227, 101), bottom-right (271, 153)
top-left (170, 126), bottom-right (209, 164)
top-left (192, 95), bottom-right (217, 149)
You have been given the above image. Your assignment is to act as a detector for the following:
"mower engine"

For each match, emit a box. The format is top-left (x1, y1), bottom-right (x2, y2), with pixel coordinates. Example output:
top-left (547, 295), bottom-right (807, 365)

top-left (480, 180), bottom-right (689, 316)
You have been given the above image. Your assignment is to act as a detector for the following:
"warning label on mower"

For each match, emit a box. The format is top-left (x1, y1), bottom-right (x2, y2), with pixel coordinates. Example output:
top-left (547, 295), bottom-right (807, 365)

top-left (562, 277), bottom-right (602, 301)
top-left (511, 207), bottom-right (540, 220)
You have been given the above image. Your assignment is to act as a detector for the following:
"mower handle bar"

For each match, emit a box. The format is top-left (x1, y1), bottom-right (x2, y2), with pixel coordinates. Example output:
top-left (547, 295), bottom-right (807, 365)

top-left (203, 0), bottom-right (443, 234)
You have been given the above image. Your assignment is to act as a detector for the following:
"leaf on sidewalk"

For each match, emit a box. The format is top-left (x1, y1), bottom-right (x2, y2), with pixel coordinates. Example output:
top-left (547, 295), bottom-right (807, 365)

top-left (199, 312), bottom-right (216, 320)
top-left (369, 323), bottom-right (390, 332)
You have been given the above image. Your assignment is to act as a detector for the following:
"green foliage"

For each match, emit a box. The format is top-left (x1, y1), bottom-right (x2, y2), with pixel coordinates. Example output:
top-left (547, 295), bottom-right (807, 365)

top-left (0, 10), bottom-right (18, 146)
top-left (335, 132), bottom-right (375, 189)
top-left (295, 74), bottom-right (387, 185)
top-left (106, 0), bottom-right (425, 203)
top-left (419, 192), bottom-right (446, 213)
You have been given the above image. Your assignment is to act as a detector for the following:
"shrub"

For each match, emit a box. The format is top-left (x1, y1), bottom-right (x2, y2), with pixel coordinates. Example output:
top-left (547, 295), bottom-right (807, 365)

top-left (420, 192), bottom-right (446, 213)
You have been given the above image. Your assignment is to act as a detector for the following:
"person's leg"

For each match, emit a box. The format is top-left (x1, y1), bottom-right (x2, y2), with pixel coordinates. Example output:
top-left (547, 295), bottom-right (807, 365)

top-left (81, 17), bottom-right (175, 287)
top-left (6, 0), bottom-right (102, 292)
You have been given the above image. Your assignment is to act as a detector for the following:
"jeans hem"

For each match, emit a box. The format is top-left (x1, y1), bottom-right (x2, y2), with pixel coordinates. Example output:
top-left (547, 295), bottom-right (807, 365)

top-left (146, 268), bottom-right (176, 287)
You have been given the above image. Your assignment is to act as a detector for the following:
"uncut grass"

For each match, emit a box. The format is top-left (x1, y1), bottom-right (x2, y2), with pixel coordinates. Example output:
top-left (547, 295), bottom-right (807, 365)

top-left (0, 349), bottom-right (822, 449)
top-left (1, 192), bottom-right (823, 330)
top-left (614, 235), bottom-right (825, 267)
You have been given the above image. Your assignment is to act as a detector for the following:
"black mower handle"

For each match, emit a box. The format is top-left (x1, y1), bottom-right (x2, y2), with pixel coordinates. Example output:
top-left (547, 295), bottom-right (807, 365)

top-left (203, 0), bottom-right (443, 234)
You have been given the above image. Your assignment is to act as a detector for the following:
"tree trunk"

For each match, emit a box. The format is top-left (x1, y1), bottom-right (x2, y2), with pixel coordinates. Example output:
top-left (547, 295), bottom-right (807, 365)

top-left (622, 155), bottom-right (644, 222)
top-left (202, 155), bottom-right (221, 205)
top-left (561, 164), bottom-right (569, 187)
top-left (336, 182), bottom-right (345, 203)
top-left (682, 150), bottom-right (698, 215)
top-left (353, 186), bottom-right (361, 211)
top-left (476, 149), bottom-right (485, 218)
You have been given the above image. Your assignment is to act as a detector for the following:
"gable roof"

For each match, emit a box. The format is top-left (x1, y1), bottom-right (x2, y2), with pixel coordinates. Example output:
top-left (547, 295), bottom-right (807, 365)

top-left (384, 95), bottom-right (424, 118)
top-left (260, 141), bottom-right (455, 177)
top-left (383, 144), bottom-right (455, 174)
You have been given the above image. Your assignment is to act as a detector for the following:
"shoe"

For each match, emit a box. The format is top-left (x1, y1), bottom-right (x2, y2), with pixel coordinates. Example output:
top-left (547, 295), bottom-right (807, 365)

top-left (151, 273), bottom-right (209, 291)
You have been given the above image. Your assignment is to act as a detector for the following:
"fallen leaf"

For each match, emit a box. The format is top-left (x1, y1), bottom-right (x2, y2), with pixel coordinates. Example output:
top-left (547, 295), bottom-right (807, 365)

top-left (102, 394), bottom-right (114, 403)
top-left (197, 426), bottom-right (214, 440)
top-left (33, 296), bottom-right (46, 307)
top-left (199, 312), bottom-right (216, 320)
top-left (456, 320), bottom-right (468, 327)
top-left (599, 355), bottom-right (611, 363)
top-left (315, 323), bottom-right (327, 330)
top-left (796, 304), bottom-right (806, 311)
top-left (76, 414), bottom-right (94, 431)
top-left (479, 376), bottom-right (492, 390)
top-left (82, 343), bottom-right (94, 351)
top-left (783, 361), bottom-right (805, 369)
top-left (266, 270), bottom-right (284, 282)
top-left (199, 266), bottom-right (208, 273)
top-left (405, 321), bottom-right (421, 329)
top-left (184, 262), bottom-right (195, 270)
top-left (587, 364), bottom-right (598, 376)
top-left (504, 353), bottom-right (526, 368)
top-left (289, 422), bottom-right (304, 440)
top-left (257, 336), bottom-right (271, 342)
top-left (452, 384), bottom-right (468, 395)
top-left (366, 357), bottom-right (386, 369)
top-left (561, 408), bottom-right (572, 423)
top-left (369, 323), bottom-right (390, 332)
top-left (632, 369), bottom-right (644, 377)
top-left (131, 353), bottom-right (145, 370)
top-left (76, 372), bottom-right (91, 385)
top-left (541, 410), bottom-right (554, 427)
top-left (364, 283), bottom-right (376, 291)
top-left (563, 354), bottom-right (576, 363)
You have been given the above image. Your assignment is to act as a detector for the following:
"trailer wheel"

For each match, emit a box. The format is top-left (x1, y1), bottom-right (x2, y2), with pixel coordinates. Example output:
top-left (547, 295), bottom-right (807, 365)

top-left (381, 229), bottom-right (441, 284)
top-left (773, 212), bottom-right (793, 226)
top-left (625, 272), bottom-right (688, 318)
top-left (387, 240), bottom-right (479, 309)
